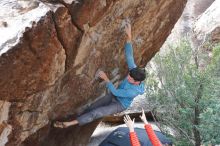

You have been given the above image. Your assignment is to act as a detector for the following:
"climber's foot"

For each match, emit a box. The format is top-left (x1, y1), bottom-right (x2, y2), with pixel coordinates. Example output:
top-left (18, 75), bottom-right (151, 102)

top-left (53, 121), bottom-right (68, 128)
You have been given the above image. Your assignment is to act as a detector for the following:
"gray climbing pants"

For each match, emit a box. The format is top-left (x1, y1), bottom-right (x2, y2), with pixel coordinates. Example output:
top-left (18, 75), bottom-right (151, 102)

top-left (76, 93), bottom-right (125, 126)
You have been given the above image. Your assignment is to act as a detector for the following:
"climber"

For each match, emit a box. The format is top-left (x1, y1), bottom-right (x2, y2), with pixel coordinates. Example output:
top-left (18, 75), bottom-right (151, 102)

top-left (124, 109), bottom-right (163, 146)
top-left (54, 23), bottom-right (146, 128)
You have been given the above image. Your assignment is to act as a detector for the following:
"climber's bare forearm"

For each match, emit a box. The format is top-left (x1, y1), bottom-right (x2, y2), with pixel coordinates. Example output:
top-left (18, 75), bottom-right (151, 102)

top-left (125, 23), bottom-right (132, 43)
top-left (127, 35), bottom-right (131, 43)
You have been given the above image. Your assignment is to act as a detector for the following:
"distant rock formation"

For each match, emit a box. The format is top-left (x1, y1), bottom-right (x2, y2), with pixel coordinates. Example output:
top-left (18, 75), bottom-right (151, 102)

top-left (0, 0), bottom-right (187, 145)
top-left (193, 0), bottom-right (220, 46)
top-left (162, 0), bottom-right (220, 47)
top-left (159, 0), bottom-right (220, 70)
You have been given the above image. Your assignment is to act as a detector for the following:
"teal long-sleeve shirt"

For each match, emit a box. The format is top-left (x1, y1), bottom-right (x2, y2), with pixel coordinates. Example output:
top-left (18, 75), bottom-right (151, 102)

top-left (106, 42), bottom-right (145, 108)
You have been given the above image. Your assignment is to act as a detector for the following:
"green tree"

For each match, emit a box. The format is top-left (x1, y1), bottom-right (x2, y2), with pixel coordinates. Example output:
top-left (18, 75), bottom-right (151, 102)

top-left (145, 42), bottom-right (220, 146)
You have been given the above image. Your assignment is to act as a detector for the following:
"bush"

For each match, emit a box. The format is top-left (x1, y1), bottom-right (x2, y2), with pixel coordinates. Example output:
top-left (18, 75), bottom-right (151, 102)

top-left (145, 42), bottom-right (220, 145)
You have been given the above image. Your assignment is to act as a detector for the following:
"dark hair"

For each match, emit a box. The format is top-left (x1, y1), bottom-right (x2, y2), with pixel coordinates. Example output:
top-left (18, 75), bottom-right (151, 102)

top-left (129, 67), bottom-right (146, 81)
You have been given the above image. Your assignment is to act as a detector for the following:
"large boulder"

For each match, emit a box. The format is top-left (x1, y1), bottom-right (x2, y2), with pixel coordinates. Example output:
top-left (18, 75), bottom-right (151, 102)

top-left (0, 0), bottom-right (187, 145)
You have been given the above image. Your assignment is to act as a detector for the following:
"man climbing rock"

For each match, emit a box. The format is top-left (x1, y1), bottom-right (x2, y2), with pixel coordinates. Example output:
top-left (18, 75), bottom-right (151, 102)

top-left (54, 23), bottom-right (146, 128)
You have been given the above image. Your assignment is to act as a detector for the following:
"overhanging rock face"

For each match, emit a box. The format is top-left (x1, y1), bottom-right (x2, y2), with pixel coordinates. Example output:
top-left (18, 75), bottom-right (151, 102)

top-left (0, 0), bottom-right (187, 145)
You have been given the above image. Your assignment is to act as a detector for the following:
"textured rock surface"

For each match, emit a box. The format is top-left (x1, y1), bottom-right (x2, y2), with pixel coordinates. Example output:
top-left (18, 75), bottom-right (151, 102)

top-left (159, 0), bottom-right (220, 70)
top-left (0, 101), bottom-right (12, 146)
top-left (161, 0), bottom-right (219, 48)
top-left (193, 0), bottom-right (220, 45)
top-left (0, 0), bottom-right (187, 145)
top-left (161, 0), bottom-right (215, 47)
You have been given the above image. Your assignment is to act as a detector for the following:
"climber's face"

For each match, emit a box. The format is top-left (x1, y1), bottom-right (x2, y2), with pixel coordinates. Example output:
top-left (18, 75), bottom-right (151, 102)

top-left (127, 74), bottom-right (140, 85)
top-left (127, 74), bottom-right (135, 83)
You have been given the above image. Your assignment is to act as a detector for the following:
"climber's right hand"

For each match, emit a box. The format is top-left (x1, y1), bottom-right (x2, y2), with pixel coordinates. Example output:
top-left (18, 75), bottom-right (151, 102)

top-left (98, 71), bottom-right (110, 82)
